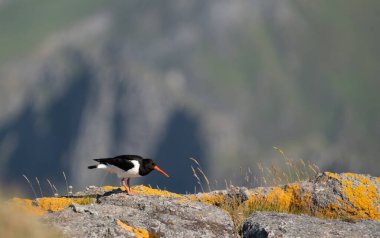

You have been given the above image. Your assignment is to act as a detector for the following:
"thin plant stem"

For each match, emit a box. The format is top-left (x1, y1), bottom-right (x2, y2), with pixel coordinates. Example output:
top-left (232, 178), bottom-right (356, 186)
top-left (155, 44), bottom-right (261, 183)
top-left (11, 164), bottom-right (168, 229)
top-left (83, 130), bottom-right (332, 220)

top-left (63, 171), bottom-right (69, 196)
top-left (35, 177), bottom-right (43, 197)
top-left (22, 174), bottom-right (37, 199)
top-left (46, 179), bottom-right (55, 196)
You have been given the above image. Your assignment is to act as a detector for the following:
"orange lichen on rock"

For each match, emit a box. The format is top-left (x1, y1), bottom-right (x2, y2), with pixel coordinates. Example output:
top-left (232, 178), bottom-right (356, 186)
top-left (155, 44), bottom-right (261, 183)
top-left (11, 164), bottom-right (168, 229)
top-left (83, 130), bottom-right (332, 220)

top-left (102, 186), bottom-right (119, 191)
top-left (246, 187), bottom-right (288, 212)
top-left (286, 183), bottom-right (313, 213)
top-left (187, 193), bottom-right (225, 206)
top-left (243, 172), bottom-right (379, 221)
top-left (11, 198), bottom-right (47, 216)
top-left (116, 219), bottom-right (157, 238)
top-left (323, 172), bottom-right (380, 220)
top-left (245, 184), bottom-right (305, 213)
top-left (37, 197), bottom-right (73, 212)
top-left (324, 172), bottom-right (340, 180)
top-left (10, 172), bottom-right (379, 224)
top-left (266, 186), bottom-right (292, 210)
top-left (133, 185), bottom-right (184, 199)
top-left (11, 196), bottom-right (95, 216)
top-left (101, 185), bottom-right (224, 205)
top-left (101, 185), bottom-right (185, 198)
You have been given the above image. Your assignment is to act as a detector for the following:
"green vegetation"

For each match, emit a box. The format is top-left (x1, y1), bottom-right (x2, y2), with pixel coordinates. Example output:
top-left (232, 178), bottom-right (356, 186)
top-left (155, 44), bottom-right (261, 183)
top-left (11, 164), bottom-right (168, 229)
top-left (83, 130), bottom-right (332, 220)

top-left (0, 0), bottom-right (379, 199)
top-left (0, 0), bottom-right (105, 63)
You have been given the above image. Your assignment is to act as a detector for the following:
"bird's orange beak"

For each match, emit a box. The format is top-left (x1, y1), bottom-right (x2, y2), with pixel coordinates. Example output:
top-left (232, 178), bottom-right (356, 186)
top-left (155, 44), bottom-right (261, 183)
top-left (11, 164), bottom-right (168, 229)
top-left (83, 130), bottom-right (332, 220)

top-left (153, 166), bottom-right (169, 177)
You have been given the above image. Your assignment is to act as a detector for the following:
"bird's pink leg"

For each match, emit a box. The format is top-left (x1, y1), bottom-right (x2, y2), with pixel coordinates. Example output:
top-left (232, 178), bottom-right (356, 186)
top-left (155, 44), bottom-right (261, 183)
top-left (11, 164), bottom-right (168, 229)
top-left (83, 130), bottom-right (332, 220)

top-left (121, 178), bottom-right (134, 195)
top-left (127, 178), bottom-right (135, 195)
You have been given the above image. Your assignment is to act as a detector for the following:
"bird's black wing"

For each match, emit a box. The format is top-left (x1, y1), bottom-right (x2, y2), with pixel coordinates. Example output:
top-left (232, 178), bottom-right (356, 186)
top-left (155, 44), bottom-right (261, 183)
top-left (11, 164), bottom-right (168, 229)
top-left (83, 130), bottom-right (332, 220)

top-left (113, 154), bottom-right (144, 161)
top-left (93, 155), bottom-right (143, 171)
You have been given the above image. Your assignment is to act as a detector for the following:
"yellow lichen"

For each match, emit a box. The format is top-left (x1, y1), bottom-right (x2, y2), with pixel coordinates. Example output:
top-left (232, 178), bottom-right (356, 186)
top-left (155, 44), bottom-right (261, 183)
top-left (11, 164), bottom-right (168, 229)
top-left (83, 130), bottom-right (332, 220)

top-left (37, 197), bottom-right (73, 212)
top-left (245, 185), bottom-right (298, 213)
top-left (102, 185), bottom-right (185, 198)
top-left (11, 198), bottom-right (47, 216)
top-left (10, 196), bottom-right (96, 215)
top-left (116, 219), bottom-right (157, 238)
top-left (74, 196), bottom-right (96, 205)
top-left (333, 173), bottom-right (380, 220)
top-left (325, 172), bottom-right (340, 180)
top-left (187, 193), bottom-right (225, 206)
top-left (10, 172), bottom-right (379, 224)
top-left (242, 172), bottom-right (379, 221)
top-left (133, 185), bottom-right (183, 199)
top-left (267, 187), bottom-right (292, 210)
top-left (102, 186), bottom-right (118, 191)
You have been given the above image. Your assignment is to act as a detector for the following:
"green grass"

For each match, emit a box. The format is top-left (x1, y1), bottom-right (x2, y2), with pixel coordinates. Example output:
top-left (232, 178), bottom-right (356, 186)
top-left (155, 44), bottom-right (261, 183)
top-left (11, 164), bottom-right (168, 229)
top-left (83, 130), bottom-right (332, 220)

top-left (0, 0), bottom-right (106, 64)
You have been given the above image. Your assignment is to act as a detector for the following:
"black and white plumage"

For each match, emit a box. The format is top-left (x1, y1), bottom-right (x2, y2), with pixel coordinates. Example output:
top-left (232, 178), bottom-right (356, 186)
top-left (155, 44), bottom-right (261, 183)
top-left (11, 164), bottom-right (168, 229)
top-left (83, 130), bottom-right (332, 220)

top-left (88, 154), bottom-right (169, 195)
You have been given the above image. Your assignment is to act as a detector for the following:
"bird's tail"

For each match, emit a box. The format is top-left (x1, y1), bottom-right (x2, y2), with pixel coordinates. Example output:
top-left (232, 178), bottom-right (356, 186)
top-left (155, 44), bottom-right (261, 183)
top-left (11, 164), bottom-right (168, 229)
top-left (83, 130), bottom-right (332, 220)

top-left (88, 164), bottom-right (107, 169)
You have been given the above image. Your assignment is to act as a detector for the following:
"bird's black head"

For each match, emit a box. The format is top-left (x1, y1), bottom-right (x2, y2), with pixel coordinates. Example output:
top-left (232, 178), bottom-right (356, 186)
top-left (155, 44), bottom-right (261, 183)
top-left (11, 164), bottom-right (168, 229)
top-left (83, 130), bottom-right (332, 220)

top-left (141, 158), bottom-right (169, 177)
top-left (143, 159), bottom-right (156, 171)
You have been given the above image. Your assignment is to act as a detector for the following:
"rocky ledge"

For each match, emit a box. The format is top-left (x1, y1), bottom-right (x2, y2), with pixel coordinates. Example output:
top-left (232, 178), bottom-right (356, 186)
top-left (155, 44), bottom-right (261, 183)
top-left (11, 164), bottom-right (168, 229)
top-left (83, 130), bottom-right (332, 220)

top-left (43, 190), bottom-right (236, 237)
top-left (241, 211), bottom-right (380, 238)
top-left (9, 172), bottom-right (380, 237)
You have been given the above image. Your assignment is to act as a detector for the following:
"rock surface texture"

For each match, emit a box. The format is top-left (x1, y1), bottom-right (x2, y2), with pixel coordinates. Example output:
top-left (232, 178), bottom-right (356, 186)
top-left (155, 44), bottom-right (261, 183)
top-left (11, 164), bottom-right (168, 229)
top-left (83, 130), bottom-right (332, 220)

top-left (44, 189), bottom-right (236, 238)
top-left (10, 172), bottom-right (380, 237)
top-left (247, 172), bottom-right (380, 221)
top-left (241, 211), bottom-right (380, 238)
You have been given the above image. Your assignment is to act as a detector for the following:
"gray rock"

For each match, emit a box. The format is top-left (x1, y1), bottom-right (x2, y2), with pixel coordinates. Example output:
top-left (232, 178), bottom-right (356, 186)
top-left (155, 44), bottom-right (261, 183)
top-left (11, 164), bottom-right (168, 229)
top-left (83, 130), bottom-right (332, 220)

top-left (187, 186), bottom-right (250, 205)
top-left (311, 172), bottom-right (380, 218)
top-left (70, 203), bottom-right (98, 216)
top-left (241, 211), bottom-right (380, 238)
top-left (247, 172), bottom-right (380, 221)
top-left (44, 190), bottom-right (236, 238)
top-left (74, 186), bottom-right (110, 197)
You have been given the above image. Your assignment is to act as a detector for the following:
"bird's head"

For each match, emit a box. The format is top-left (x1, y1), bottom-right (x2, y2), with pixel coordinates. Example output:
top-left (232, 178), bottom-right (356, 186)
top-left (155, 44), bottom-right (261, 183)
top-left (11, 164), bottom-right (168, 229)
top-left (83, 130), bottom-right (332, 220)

top-left (144, 159), bottom-right (170, 177)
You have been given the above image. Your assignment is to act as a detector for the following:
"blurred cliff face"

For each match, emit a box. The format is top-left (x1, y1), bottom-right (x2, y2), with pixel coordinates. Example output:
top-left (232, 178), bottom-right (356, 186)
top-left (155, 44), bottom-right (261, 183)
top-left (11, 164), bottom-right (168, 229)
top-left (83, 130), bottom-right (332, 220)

top-left (0, 0), bottom-right (379, 194)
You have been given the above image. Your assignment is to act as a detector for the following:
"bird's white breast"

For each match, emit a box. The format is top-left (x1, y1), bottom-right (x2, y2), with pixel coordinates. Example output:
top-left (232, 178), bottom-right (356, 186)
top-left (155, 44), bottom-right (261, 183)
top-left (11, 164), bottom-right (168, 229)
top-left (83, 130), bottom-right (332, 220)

top-left (105, 160), bottom-right (141, 178)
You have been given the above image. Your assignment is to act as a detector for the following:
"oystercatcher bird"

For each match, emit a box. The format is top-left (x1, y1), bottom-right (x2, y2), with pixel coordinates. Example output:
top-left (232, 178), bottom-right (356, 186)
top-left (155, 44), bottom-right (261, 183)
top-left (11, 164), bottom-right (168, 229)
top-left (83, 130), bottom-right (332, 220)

top-left (88, 155), bottom-right (169, 195)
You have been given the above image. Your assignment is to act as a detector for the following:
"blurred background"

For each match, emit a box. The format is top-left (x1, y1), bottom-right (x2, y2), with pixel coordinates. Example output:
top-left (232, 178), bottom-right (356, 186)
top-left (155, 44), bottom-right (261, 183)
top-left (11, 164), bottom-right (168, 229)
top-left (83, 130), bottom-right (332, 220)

top-left (0, 0), bottom-right (379, 196)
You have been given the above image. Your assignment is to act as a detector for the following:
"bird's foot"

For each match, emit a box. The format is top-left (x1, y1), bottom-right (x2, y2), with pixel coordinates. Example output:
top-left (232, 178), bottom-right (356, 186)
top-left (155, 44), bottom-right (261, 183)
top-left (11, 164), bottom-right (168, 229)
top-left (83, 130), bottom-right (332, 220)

top-left (122, 180), bottom-right (135, 195)
top-left (123, 186), bottom-right (135, 195)
top-left (126, 189), bottom-right (135, 196)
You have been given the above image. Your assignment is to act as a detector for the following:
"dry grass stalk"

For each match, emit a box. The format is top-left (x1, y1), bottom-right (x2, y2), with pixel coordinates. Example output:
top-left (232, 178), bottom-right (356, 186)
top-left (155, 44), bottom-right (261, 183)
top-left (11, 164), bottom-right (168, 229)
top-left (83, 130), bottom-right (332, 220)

top-left (35, 177), bottom-right (43, 197)
top-left (313, 163), bottom-right (321, 174)
top-left (197, 167), bottom-right (211, 192)
top-left (22, 174), bottom-right (37, 199)
top-left (46, 179), bottom-right (55, 196)
top-left (191, 166), bottom-right (204, 193)
top-left (62, 171), bottom-right (69, 196)
top-left (190, 158), bottom-right (212, 192)
top-left (189, 157), bottom-right (200, 167)
top-left (187, 147), bottom-right (322, 232)
top-left (224, 179), bottom-right (229, 190)
top-left (52, 184), bottom-right (59, 197)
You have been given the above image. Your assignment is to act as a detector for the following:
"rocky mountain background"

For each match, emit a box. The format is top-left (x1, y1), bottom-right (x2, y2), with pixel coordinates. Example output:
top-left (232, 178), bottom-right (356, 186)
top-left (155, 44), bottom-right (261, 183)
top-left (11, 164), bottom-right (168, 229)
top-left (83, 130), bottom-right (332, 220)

top-left (0, 0), bottom-right (380, 195)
